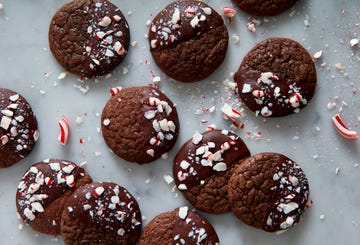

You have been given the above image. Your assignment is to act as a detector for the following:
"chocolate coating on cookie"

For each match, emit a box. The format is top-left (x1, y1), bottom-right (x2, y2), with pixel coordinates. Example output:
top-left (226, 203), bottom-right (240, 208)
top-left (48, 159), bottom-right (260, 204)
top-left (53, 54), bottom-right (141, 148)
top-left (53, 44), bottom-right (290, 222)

top-left (173, 129), bottom-right (250, 214)
top-left (16, 159), bottom-right (92, 235)
top-left (149, 0), bottom-right (229, 82)
top-left (139, 207), bottom-right (219, 245)
top-left (234, 38), bottom-right (317, 117)
top-left (0, 88), bottom-right (39, 168)
top-left (101, 86), bottom-right (179, 164)
top-left (232, 0), bottom-right (298, 16)
top-left (49, 0), bottom-right (130, 78)
top-left (61, 182), bottom-right (142, 245)
top-left (227, 152), bottom-right (310, 232)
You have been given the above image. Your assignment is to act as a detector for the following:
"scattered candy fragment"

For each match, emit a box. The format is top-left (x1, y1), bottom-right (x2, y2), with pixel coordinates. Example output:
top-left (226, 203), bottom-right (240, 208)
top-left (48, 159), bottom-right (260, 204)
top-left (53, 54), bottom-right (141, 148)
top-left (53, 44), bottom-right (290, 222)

top-left (58, 116), bottom-right (70, 145)
top-left (109, 87), bottom-right (122, 96)
top-left (349, 38), bottom-right (359, 47)
top-left (221, 103), bottom-right (242, 121)
top-left (223, 7), bottom-right (236, 23)
top-left (331, 113), bottom-right (358, 140)
top-left (313, 50), bottom-right (322, 59)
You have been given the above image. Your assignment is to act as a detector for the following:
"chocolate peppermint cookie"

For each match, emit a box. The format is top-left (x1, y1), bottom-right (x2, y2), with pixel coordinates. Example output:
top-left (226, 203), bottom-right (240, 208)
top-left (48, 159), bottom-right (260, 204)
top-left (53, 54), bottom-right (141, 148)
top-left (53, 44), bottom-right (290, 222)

top-left (101, 86), bottom-right (179, 164)
top-left (49, 0), bottom-right (130, 78)
top-left (139, 207), bottom-right (219, 245)
top-left (0, 88), bottom-right (39, 168)
top-left (16, 159), bottom-right (92, 235)
top-left (149, 0), bottom-right (229, 82)
top-left (173, 129), bottom-right (250, 214)
top-left (232, 0), bottom-right (298, 16)
top-left (234, 38), bottom-right (317, 117)
top-left (61, 182), bottom-right (142, 245)
top-left (228, 152), bottom-right (310, 232)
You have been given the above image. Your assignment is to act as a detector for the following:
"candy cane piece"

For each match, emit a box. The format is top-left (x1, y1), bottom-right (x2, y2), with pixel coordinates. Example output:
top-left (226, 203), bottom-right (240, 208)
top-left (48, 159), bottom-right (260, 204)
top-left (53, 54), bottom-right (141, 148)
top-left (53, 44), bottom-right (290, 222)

top-left (223, 7), bottom-right (236, 23)
top-left (109, 87), bottom-right (122, 96)
top-left (221, 103), bottom-right (241, 121)
top-left (58, 116), bottom-right (70, 145)
top-left (331, 114), bottom-right (358, 140)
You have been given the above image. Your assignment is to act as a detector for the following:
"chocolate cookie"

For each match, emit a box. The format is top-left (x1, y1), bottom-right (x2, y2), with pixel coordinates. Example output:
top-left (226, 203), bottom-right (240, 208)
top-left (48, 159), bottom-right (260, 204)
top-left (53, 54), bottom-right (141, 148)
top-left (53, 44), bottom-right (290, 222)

top-left (0, 88), bottom-right (39, 168)
top-left (234, 38), bottom-right (317, 117)
top-left (16, 159), bottom-right (92, 235)
top-left (232, 0), bottom-right (298, 16)
top-left (61, 182), bottom-right (142, 245)
top-left (101, 86), bottom-right (179, 164)
top-left (173, 129), bottom-right (250, 214)
top-left (49, 0), bottom-right (130, 78)
top-left (139, 207), bottom-right (219, 245)
top-left (227, 152), bottom-right (310, 232)
top-left (149, 0), bottom-right (229, 82)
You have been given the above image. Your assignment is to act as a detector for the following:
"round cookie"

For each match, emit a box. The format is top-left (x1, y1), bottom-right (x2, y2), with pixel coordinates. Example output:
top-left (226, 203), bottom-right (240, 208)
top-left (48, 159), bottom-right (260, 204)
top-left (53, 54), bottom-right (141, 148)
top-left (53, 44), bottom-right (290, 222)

top-left (234, 38), bottom-right (317, 117)
top-left (232, 0), bottom-right (298, 16)
top-left (101, 86), bottom-right (179, 164)
top-left (49, 0), bottom-right (130, 78)
top-left (16, 159), bottom-right (93, 235)
top-left (148, 0), bottom-right (229, 82)
top-left (139, 207), bottom-right (219, 245)
top-left (227, 152), bottom-right (310, 232)
top-left (0, 88), bottom-right (39, 168)
top-left (61, 182), bottom-right (142, 245)
top-left (173, 129), bottom-right (250, 214)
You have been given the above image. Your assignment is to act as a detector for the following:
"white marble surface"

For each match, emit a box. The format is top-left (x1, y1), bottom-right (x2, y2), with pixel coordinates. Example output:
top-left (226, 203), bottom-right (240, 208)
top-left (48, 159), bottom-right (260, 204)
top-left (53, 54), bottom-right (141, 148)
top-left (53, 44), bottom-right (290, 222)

top-left (0, 0), bottom-right (359, 244)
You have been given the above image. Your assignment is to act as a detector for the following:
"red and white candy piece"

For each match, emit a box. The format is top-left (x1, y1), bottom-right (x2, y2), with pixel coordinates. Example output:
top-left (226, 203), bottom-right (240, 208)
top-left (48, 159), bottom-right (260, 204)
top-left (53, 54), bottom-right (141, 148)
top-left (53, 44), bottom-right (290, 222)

top-left (146, 97), bottom-right (161, 106)
top-left (221, 103), bottom-right (242, 121)
top-left (112, 15), bottom-right (121, 22)
top-left (331, 113), bottom-right (358, 140)
top-left (223, 7), bottom-right (236, 23)
top-left (98, 16), bottom-right (112, 27)
top-left (252, 90), bottom-right (265, 98)
top-left (113, 41), bottom-right (125, 55)
top-left (186, 6), bottom-right (196, 17)
top-left (95, 31), bottom-right (106, 40)
top-left (1, 135), bottom-right (8, 145)
top-left (93, 186), bottom-right (105, 197)
top-left (58, 116), bottom-right (70, 146)
top-left (109, 87), bottom-right (122, 96)
top-left (172, 8), bottom-right (180, 24)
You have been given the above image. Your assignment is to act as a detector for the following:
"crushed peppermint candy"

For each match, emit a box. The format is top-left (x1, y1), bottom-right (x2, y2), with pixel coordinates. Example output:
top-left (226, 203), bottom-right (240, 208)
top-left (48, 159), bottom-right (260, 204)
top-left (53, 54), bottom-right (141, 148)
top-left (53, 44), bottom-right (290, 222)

top-left (265, 158), bottom-right (309, 232)
top-left (149, 2), bottom-right (213, 48)
top-left (84, 4), bottom-right (128, 71)
top-left (0, 90), bottom-right (39, 158)
top-left (350, 38), bottom-right (359, 47)
top-left (178, 206), bottom-right (188, 219)
top-left (175, 130), bottom-right (246, 194)
top-left (66, 183), bottom-right (141, 236)
top-left (221, 103), bottom-right (242, 121)
top-left (142, 89), bottom-right (177, 158)
top-left (17, 160), bottom-right (84, 222)
top-left (313, 50), bottom-right (322, 59)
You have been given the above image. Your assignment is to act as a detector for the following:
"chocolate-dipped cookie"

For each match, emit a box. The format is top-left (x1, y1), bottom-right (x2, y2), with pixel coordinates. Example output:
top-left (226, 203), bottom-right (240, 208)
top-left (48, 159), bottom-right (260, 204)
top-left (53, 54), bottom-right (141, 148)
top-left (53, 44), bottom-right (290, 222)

top-left (234, 38), bottom-right (317, 117)
top-left (232, 0), bottom-right (298, 16)
top-left (227, 152), bottom-right (310, 232)
top-left (16, 159), bottom-right (92, 235)
top-left (61, 182), bottom-right (142, 245)
top-left (0, 88), bottom-right (39, 168)
top-left (148, 0), bottom-right (229, 82)
top-left (173, 129), bottom-right (250, 214)
top-left (101, 86), bottom-right (179, 164)
top-left (139, 207), bottom-right (219, 245)
top-left (49, 0), bottom-right (130, 78)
